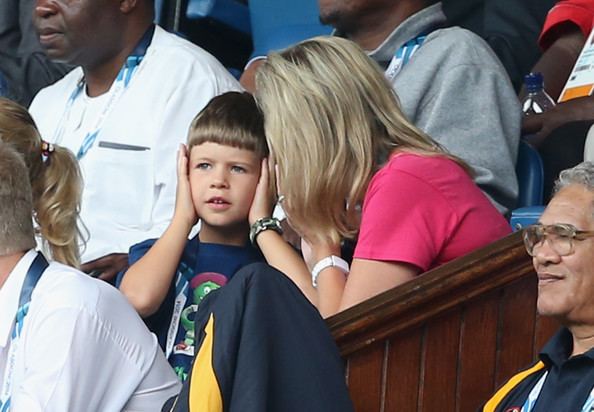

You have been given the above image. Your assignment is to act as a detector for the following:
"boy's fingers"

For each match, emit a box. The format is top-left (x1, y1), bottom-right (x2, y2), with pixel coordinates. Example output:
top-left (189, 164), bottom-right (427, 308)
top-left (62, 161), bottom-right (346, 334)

top-left (274, 162), bottom-right (282, 196)
top-left (177, 145), bottom-right (184, 174)
top-left (260, 158), bottom-right (269, 185)
top-left (177, 144), bottom-right (190, 178)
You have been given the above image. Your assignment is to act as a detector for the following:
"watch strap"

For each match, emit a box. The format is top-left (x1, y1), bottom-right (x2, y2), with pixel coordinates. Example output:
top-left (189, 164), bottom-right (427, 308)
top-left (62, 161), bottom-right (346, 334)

top-left (311, 255), bottom-right (349, 287)
top-left (249, 217), bottom-right (283, 245)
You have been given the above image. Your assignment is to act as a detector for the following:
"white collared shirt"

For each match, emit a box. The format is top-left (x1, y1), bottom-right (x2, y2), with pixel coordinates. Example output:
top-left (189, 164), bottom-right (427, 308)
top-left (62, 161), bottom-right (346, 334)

top-left (0, 250), bottom-right (180, 411)
top-left (30, 26), bottom-right (241, 263)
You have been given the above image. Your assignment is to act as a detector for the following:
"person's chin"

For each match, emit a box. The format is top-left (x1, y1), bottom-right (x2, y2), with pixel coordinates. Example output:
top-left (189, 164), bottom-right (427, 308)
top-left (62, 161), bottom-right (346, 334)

top-left (319, 13), bottom-right (337, 27)
top-left (42, 48), bottom-right (69, 64)
top-left (200, 215), bottom-right (231, 228)
top-left (537, 294), bottom-right (567, 317)
top-left (318, 5), bottom-right (343, 27)
top-left (41, 43), bottom-right (75, 65)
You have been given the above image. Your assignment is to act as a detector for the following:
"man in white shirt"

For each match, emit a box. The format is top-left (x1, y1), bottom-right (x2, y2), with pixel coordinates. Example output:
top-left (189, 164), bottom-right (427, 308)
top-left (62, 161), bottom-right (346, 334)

top-left (29, 0), bottom-right (241, 280)
top-left (0, 142), bottom-right (180, 411)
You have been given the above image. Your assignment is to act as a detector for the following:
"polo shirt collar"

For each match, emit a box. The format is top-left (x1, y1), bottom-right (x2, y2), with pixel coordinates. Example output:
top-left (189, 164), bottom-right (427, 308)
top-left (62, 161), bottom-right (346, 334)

top-left (0, 250), bottom-right (38, 348)
top-left (540, 327), bottom-right (594, 367)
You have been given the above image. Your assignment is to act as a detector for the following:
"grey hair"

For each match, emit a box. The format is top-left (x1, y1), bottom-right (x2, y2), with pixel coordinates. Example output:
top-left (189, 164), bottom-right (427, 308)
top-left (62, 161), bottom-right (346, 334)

top-left (553, 162), bottom-right (594, 195)
top-left (0, 141), bottom-right (36, 256)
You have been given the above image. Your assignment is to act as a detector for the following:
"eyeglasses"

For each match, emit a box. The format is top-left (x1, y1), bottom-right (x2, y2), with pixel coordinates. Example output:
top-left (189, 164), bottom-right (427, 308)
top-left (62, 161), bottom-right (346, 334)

top-left (523, 223), bottom-right (594, 257)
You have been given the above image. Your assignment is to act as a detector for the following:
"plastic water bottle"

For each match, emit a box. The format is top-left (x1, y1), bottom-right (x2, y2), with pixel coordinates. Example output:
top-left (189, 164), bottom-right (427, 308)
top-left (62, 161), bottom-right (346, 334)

top-left (522, 72), bottom-right (556, 115)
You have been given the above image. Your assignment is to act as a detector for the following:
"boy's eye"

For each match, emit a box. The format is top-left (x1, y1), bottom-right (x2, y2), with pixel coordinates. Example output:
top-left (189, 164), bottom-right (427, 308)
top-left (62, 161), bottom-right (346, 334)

top-left (195, 162), bottom-right (211, 170)
top-left (231, 165), bottom-right (246, 173)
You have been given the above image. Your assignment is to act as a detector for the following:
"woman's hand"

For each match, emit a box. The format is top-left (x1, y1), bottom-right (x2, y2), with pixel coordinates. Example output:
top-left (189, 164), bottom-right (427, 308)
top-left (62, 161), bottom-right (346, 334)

top-left (249, 158), bottom-right (275, 225)
top-left (174, 144), bottom-right (198, 228)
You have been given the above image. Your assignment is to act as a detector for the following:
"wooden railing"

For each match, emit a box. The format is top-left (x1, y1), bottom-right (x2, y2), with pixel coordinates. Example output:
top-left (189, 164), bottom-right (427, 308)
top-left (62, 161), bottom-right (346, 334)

top-left (327, 231), bottom-right (558, 412)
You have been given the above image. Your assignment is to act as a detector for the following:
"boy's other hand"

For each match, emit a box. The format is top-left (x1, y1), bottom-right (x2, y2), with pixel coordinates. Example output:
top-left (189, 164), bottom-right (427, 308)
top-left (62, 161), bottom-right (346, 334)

top-left (175, 144), bottom-right (198, 228)
top-left (249, 158), bottom-right (274, 225)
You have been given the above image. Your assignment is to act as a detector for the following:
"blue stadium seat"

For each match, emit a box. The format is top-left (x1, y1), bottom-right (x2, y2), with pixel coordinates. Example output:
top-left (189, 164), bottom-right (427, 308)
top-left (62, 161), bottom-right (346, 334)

top-left (510, 139), bottom-right (545, 231)
top-left (164, 0), bottom-right (252, 76)
top-left (510, 205), bottom-right (545, 231)
top-left (186, 0), bottom-right (251, 35)
top-left (515, 139), bottom-right (544, 208)
top-left (248, 0), bottom-right (332, 60)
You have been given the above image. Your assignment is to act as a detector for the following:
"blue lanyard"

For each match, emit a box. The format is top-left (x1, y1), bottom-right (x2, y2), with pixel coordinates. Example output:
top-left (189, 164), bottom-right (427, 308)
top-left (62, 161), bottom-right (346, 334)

top-left (52, 25), bottom-right (155, 160)
top-left (384, 33), bottom-right (427, 81)
top-left (0, 252), bottom-right (49, 412)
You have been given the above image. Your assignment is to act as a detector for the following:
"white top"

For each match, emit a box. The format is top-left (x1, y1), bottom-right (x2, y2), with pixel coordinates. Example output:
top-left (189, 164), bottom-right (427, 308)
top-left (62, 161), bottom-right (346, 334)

top-left (0, 250), bottom-right (181, 411)
top-left (29, 26), bottom-right (241, 263)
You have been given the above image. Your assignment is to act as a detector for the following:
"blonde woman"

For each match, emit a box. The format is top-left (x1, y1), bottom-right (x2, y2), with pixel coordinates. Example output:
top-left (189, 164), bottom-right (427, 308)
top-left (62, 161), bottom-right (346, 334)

top-left (249, 36), bottom-right (511, 318)
top-left (0, 97), bottom-right (82, 267)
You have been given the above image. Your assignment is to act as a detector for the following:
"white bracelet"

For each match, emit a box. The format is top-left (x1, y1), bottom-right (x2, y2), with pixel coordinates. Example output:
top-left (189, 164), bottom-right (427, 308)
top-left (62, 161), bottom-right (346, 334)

top-left (311, 255), bottom-right (349, 288)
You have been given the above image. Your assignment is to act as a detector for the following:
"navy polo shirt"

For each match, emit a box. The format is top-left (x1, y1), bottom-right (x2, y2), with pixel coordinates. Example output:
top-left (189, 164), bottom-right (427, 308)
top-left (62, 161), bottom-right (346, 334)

top-left (483, 328), bottom-right (594, 411)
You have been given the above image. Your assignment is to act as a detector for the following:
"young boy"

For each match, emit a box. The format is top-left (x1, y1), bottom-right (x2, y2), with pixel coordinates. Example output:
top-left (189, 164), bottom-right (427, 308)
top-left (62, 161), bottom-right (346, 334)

top-left (119, 92), bottom-right (275, 381)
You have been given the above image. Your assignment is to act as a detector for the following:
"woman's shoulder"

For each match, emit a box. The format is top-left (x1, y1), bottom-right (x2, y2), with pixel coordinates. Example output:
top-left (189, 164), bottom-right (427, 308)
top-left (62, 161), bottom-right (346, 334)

top-left (379, 152), bottom-right (466, 181)
top-left (372, 152), bottom-right (486, 207)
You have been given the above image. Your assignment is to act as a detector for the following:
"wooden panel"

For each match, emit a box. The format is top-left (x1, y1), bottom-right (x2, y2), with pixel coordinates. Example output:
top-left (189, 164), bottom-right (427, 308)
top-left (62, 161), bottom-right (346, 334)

top-left (347, 343), bottom-right (385, 412)
top-left (329, 232), bottom-right (558, 411)
top-left (384, 328), bottom-right (424, 411)
top-left (329, 233), bottom-right (534, 357)
top-left (534, 315), bottom-right (559, 355)
top-left (419, 309), bottom-right (461, 412)
top-left (495, 276), bottom-right (538, 387)
top-left (456, 292), bottom-right (499, 412)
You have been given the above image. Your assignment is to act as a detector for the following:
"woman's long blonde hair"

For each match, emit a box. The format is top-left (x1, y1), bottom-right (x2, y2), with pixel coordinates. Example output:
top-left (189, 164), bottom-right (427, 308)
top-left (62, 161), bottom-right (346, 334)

top-left (256, 36), bottom-right (468, 244)
top-left (0, 98), bottom-right (82, 267)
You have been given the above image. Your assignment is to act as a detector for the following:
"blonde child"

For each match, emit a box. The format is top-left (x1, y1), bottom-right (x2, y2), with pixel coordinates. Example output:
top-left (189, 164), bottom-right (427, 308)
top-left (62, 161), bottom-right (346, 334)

top-left (119, 92), bottom-right (274, 381)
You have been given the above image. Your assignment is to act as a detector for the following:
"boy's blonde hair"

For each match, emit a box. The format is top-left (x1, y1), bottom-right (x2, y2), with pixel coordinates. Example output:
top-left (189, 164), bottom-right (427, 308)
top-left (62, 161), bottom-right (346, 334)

top-left (0, 98), bottom-right (83, 267)
top-left (187, 91), bottom-right (268, 159)
top-left (255, 36), bottom-right (468, 244)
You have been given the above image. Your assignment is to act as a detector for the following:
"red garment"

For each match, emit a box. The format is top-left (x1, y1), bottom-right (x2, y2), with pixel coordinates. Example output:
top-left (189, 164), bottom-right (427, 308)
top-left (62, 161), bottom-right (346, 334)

top-left (539, 0), bottom-right (594, 50)
top-left (353, 153), bottom-right (511, 272)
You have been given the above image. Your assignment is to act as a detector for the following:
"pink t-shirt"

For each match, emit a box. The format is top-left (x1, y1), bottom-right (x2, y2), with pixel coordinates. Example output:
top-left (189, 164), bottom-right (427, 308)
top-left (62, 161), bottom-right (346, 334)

top-left (354, 153), bottom-right (511, 272)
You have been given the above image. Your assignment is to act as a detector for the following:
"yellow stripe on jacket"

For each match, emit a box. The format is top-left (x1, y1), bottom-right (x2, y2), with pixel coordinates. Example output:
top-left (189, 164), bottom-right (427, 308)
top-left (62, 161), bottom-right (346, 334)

top-left (189, 314), bottom-right (223, 412)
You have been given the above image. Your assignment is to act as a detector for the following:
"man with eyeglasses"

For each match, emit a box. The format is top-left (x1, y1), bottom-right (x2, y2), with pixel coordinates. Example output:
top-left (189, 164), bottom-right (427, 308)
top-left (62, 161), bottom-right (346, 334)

top-left (483, 161), bottom-right (594, 412)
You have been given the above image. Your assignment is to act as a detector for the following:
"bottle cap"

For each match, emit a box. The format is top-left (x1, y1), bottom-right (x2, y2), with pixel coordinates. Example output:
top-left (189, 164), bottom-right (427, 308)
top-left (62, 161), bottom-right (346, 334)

top-left (524, 72), bottom-right (544, 93)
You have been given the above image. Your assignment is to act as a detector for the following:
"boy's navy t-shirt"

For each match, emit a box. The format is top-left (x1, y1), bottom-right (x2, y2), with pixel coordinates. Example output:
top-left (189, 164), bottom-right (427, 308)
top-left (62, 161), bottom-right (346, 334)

top-left (126, 235), bottom-right (263, 381)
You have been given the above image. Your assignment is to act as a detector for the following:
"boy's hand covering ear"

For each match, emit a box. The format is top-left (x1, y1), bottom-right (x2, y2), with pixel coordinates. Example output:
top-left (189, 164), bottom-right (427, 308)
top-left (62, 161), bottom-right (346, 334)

top-left (249, 158), bottom-right (275, 225)
top-left (174, 144), bottom-right (199, 228)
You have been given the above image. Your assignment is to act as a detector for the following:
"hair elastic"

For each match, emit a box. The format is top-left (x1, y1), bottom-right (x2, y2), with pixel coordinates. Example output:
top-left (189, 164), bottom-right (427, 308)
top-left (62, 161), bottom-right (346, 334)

top-left (41, 141), bottom-right (55, 162)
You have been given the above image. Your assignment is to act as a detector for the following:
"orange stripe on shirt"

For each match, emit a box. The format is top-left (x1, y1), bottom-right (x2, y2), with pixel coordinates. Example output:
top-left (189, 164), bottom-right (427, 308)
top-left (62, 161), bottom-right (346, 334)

top-left (483, 361), bottom-right (546, 412)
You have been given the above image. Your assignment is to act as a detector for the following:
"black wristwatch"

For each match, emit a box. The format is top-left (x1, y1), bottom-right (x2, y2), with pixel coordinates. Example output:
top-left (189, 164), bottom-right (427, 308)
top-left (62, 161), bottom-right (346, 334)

top-left (249, 217), bottom-right (283, 245)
